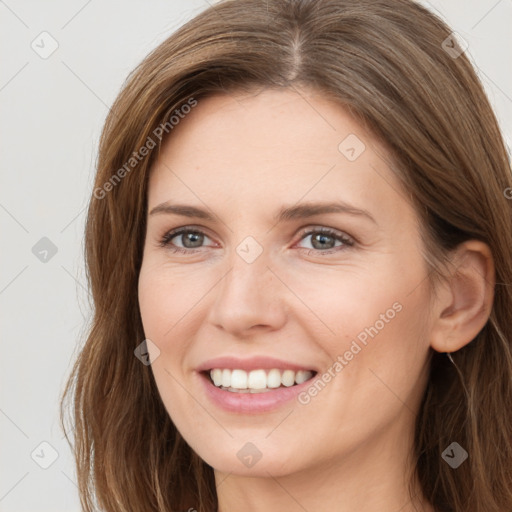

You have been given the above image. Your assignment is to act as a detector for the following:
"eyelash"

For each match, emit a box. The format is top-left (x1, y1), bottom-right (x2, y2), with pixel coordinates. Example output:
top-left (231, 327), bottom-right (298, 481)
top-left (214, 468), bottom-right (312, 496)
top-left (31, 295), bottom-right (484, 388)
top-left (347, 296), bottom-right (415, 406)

top-left (158, 226), bottom-right (355, 255)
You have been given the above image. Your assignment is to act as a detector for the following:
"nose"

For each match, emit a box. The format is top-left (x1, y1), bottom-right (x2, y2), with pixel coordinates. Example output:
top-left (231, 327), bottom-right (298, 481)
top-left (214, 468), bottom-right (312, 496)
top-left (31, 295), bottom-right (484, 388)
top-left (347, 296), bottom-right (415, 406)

top-left (207, 245), bottom-right (287, 337)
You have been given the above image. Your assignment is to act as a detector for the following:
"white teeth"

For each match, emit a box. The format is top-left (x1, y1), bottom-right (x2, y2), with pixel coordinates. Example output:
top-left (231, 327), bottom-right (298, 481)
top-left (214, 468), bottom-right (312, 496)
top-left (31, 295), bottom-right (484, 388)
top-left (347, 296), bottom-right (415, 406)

top-left (211, 368), bottom-right (223, 386)
top-left (281, 370), bottom-right (295, 387)
top-left (208, 368), bottom-right (314, 392)
top-left (230, 369), bottom-right (248, 389)
top-left (295, 370), bottom-right (311, 384)
top-left (267, 369), bottom-right (282, 388)
top-left (221, 369), bottom-right (231, 388)
top-left (247, 369), bottom-right (267, 389)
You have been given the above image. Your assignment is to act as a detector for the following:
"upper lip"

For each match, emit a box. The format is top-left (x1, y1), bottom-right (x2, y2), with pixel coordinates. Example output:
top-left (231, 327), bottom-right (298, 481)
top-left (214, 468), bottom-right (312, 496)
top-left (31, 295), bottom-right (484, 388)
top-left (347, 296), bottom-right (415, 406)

top-left (196, 356), bottom-right (318, 373)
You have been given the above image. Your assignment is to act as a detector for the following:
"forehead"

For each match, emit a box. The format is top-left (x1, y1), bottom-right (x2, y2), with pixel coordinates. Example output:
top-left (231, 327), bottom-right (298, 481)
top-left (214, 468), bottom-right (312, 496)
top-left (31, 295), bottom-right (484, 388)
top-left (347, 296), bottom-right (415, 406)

top-left (147, 87), bottom-right (416, 232)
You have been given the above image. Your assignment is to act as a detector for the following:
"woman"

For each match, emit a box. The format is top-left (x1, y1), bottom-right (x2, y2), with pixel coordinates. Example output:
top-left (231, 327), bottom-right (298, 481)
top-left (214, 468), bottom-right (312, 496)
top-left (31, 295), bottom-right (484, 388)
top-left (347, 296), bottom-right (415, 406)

top-left (60, 0), bottom-right (512, 511)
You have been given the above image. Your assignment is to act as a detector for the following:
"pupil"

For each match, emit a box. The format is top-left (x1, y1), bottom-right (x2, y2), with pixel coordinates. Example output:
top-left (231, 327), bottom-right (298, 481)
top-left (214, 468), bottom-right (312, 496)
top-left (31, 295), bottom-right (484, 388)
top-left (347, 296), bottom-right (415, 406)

top-left (183, 232), bottom-right (203, 248)
top-left (312, 233), bottom-right (334, 250)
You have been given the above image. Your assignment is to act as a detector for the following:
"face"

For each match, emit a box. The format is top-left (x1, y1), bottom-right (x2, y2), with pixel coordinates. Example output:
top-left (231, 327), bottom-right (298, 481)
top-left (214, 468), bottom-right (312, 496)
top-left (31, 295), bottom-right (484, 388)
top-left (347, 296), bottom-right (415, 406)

top-left (138, 87), bottom-right (434, 478)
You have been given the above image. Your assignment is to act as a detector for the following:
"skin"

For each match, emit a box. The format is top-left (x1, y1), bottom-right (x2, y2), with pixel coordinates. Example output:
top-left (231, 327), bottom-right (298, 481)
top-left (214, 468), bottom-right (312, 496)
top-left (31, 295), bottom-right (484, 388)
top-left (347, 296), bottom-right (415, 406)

top-left (137, 86), bottom-right (494, 512)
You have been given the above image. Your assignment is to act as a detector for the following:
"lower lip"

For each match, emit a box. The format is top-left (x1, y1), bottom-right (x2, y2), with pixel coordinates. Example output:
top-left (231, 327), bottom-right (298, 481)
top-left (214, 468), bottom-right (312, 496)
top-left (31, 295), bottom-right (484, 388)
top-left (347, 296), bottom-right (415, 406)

top-left (197, 371), bottom-right (315, 414)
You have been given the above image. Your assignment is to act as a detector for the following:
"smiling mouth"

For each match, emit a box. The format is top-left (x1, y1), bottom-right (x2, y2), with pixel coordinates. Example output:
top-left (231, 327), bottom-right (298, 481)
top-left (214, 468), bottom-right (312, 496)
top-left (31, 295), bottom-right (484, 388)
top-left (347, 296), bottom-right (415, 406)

top-left (203, 368), bottom-right (317, 393)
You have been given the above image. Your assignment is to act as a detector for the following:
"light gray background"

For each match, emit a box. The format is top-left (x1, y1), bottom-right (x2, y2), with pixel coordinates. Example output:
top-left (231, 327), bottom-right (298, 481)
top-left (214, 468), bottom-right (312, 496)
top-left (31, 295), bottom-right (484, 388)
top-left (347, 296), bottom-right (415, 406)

top-left (1, 1), bottom-right (510, 510)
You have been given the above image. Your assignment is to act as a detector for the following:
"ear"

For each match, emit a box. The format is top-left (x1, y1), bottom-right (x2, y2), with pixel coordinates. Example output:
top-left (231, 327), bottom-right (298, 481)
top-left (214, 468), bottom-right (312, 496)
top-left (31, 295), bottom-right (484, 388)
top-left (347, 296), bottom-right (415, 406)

top-left (430, 240), bottom-right (495, 353)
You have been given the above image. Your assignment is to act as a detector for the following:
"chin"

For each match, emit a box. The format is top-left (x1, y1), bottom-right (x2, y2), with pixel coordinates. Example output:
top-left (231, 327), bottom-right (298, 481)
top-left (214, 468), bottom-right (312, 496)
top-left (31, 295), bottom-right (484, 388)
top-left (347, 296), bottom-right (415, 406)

top-left (197, 442), bottom-right (302, 477)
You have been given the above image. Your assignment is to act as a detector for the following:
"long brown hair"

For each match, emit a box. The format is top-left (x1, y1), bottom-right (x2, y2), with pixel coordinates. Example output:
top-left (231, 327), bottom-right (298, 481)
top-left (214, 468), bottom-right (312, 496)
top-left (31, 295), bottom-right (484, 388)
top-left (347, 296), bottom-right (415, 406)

top-left (60, 0), bottom-right (512, 510)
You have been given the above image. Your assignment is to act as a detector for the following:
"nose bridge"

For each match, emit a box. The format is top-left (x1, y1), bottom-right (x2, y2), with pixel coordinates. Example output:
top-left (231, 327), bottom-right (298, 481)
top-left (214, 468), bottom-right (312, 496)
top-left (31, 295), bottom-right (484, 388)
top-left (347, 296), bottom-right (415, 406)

top-left (221, 237), bottom-right (272, 303)
top-left (208, 235), bottom-right (286, 333)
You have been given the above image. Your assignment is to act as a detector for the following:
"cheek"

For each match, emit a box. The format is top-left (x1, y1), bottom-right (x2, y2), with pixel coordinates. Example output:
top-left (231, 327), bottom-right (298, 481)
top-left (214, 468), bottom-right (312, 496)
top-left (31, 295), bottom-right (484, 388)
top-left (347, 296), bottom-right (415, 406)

top-left (332, 276), bottom-right (432, 417)
top-left (138, 263), bottom-right (200, 342)
top-left (138, 266), bottom-right (199, 423)
top-left (310, 254), bottom-right (432, 380)
top-left (285, 265), bottom-right (414, 348)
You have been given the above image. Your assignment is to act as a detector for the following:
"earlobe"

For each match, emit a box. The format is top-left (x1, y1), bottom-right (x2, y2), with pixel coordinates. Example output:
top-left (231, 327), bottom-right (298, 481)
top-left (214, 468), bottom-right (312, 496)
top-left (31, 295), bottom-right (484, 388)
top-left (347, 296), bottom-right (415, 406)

top-left (430, 240), bottom-right (495, 353)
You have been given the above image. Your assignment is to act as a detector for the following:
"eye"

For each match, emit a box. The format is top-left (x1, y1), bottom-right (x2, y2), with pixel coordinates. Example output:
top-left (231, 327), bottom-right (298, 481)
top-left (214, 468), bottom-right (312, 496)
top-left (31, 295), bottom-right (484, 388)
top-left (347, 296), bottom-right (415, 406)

top-left (295, 227), bottom-right (354, 254)
top-left (158, 226), bottom-right (355, 255)
top-left (159, 227), bottom-right (215, 253)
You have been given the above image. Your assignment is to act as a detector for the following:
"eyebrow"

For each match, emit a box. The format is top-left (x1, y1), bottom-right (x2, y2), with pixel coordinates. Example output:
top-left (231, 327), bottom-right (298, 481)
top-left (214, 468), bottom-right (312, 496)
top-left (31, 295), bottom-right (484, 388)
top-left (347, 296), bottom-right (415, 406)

top-left (149, 200), bottom-right (377, 224)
